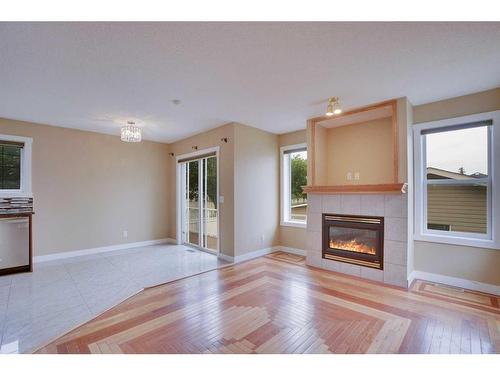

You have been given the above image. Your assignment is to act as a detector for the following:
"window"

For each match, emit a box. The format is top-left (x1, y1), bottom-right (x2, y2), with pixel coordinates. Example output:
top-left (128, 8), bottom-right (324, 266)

top-left (280, 143), bottom-right (307, 227)
top-left (413, 110), bottom-right (500, 249)
top-left (0, 134), bottom-right (32, 197)
top-left (0, 143), bottom-right (21, 189)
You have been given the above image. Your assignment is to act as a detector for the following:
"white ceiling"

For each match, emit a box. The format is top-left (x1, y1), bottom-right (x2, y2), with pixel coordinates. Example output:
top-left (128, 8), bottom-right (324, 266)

top-left (0, 22), bottom-right (499, 143)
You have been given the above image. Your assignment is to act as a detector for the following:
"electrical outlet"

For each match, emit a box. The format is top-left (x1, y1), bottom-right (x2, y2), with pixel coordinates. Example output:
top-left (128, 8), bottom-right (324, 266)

top-left (260, 234), bottom-right (265, 244)
top-left (354, 172), bottom-right (360, 180)
top-left (123, 230), bottom-right (128, 238)
top-left (346, 172), bottom-right (352, 180)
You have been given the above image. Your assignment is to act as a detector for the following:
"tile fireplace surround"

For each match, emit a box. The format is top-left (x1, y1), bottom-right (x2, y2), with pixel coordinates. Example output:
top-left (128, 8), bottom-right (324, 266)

top-left (306, 193), bottom-right (408, 287)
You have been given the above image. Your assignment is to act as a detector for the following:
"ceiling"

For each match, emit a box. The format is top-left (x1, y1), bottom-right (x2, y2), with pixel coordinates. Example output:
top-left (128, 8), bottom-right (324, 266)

top-left (0, 22), bottom-right (499, 143)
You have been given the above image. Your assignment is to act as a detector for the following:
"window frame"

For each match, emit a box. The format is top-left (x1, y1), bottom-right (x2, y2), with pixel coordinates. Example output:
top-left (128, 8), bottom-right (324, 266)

top-left (0, 134), bottom-right (33, 198)
top-left (280, 143), bottom-right (307, 228)
top-left (413, 110), bottom-right (500, 250)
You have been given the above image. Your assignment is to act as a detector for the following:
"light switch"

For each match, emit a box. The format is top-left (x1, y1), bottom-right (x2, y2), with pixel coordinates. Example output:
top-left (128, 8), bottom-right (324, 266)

top-left (219, 195), bottom-right (224, 203)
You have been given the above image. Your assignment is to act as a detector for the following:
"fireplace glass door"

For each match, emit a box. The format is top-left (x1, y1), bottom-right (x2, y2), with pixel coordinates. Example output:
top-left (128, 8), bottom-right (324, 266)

top-left (323, 214), bottom-right (384, 269)
top-left (328, 227), bottom-right (377, 255)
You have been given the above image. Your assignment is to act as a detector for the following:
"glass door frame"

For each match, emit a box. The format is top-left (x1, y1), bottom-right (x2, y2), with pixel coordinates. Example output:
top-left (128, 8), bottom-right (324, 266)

top-left (176, 146), bottom-right (220, 255)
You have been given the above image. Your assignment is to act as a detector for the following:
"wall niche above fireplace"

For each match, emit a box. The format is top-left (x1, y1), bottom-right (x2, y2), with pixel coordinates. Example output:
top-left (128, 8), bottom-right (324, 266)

top-left (322, 213), bottom-right (384, 270)
top-left (304, 98), bottom-right (408, 195)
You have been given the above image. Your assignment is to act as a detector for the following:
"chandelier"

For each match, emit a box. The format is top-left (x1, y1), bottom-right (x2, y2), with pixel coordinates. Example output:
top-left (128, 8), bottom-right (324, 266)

top-left (326, 97), bottom-right (342, 116)
top-left (121, 121), bottom-right (142, 142)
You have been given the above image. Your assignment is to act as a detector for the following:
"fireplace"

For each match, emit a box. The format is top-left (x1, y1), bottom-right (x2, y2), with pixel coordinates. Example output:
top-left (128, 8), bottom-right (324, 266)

top-left (322, 214), bottom-right (384, 270)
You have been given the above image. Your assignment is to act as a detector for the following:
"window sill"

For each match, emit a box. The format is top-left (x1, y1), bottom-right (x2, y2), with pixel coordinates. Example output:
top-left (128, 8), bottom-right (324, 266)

top-left (281, 221), bottom-right (307, 229)
top-left (414, 232), bottom-right (498, 250)
top-left (0, 191), bottom-right (33, 198)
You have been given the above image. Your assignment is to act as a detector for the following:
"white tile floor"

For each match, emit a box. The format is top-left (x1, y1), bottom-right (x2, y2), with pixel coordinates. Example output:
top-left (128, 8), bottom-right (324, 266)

top-left (0, 244), bottom-right (227, 354)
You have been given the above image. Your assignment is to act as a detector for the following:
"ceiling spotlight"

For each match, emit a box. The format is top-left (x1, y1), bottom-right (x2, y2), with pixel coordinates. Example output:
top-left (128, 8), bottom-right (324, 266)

top-left (326, 97), bottom-right (342, 116)
top-left (121, 121), bottom-right (142, 142)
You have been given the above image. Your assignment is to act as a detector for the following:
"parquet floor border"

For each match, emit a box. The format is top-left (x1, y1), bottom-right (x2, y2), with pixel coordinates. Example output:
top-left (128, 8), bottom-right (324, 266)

top-left (37, 252), bottom-right (500, 354)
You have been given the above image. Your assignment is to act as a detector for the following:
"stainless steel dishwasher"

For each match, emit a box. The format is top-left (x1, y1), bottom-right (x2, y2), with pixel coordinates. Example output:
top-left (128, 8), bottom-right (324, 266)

top-left (0, 215), bottom-right (30, 273)
top-left (0, 197), bottom-right (33, 275)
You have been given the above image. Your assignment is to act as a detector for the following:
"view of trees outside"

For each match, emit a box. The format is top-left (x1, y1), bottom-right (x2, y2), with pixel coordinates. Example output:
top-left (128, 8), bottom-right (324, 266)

top-left (290, 151), bottom-right (307, 221)
top-left (0, 145), bottom-right (21, 190)
top-left (206, 157), bottom-right (217, 207)
top-left (188, 157), bottom-right (217, 207)
top-left (186, 156), bottom-right (218, 250)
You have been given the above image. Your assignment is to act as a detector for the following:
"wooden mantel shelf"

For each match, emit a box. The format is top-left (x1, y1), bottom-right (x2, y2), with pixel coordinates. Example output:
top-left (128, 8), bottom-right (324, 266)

top-left (303, 183), bottom-right (406, 194)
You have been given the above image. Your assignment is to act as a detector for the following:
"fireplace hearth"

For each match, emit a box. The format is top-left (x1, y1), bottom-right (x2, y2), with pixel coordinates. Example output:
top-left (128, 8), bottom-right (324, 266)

top-left (322, 214), bottom-right (384, 269)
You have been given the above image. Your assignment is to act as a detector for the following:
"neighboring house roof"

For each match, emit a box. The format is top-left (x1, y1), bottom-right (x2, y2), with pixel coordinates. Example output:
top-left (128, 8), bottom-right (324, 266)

top-left (426, 167), bottom-right (486, 180)
top-left (470, 172), bottom-right (488, 178)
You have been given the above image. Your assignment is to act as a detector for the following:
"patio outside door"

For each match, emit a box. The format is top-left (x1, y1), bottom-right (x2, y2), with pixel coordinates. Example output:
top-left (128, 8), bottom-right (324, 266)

top-left (180, 154), bottom-right (218, 253)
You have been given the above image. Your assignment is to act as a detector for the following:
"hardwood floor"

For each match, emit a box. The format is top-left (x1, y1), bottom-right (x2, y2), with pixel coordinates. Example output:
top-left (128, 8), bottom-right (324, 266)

top-left (36, 252), bottom-right (500, 354)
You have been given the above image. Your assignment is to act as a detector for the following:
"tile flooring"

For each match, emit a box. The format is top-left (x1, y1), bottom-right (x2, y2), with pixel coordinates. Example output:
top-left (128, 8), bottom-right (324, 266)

top-left (0, 244), bottom-right (227, 354)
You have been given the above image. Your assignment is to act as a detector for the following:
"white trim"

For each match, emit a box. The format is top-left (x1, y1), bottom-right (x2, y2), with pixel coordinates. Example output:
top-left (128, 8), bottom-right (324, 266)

top-left (274, 246), bottom-right (307, 256)
top-left (0, 134), bottom-right (33, 198)
top-left (281, 221), bottom-right (307, 229)
top-left (175, 146), bottom-right (220, 162)
top-left (217, 253), bottom-right (234, 263)
top-left (234, 247), bottom-right (276, 263)
top-left (176, 158), bottom-right (182, 245)
top-left (413, 110), bottom-right (500, 250)
top-left (408, 270), bottom-right (500, 296)
top-left (280, 143), bottom-right (307, 227)
top-left (34, 238), bottom-right (174, 263)
top-left (217, 246), bottom-right (306, 264)
top-left (175, 146), bottom-right (220, 255)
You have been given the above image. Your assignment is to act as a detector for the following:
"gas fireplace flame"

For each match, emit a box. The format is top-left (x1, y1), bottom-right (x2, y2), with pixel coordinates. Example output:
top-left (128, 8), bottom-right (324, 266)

top-left (329, 239), bottom-right (376, 255)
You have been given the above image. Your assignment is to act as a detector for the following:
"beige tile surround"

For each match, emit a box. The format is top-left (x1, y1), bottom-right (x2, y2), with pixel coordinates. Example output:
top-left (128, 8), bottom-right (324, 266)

top-left (306, 193), bottom-right (408, 287)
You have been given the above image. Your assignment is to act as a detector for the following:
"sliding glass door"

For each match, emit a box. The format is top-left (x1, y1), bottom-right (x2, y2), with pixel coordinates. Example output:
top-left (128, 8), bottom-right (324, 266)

top-left (203, 156), bottom-right (218, 251)
top-left (181, 154), bottom-right (218, 253)
top-left (186, 159), bottom-right (200, 246)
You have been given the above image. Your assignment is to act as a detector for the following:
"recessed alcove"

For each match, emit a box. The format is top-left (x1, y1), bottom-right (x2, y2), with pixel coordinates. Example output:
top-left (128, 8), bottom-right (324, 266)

top-left (304, 99), bottom-right (405, 194)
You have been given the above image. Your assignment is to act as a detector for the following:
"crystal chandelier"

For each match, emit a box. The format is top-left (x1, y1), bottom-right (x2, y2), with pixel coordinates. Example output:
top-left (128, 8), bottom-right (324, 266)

top-left (121, 121), bottom-right (142, 142)
top-left (325, 97), bottom-right (342, 116)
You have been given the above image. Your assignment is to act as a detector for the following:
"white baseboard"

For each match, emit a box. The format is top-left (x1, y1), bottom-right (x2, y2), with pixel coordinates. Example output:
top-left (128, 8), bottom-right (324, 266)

top-left (273, 246), bottom-right (307, 257)
top-left (217, 253), bottom-right (234, 263)
top-left (229, 247), bottom-right (275, 263)
top-left (409, 270), bottom-right (500, 296)
top-left (34, 238), bottom-right (175, 263)
top-left (217, 246), bottom-right (306, 264)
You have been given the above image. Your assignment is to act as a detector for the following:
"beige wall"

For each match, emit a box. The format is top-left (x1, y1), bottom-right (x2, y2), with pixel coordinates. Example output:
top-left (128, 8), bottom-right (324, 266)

top-left (234, 124), bottom-right (279, 255)
top-left (278, 130), bottom-right (306, 148)
top-left (279, 225), bottom-right (307, 250)
top-left (413, 87), bottom-right (500, 285)
top-left (326, 117), bottom-right (393, 185)
top-left (414, 242), bottom-right (500, 285)
top-left (167, 124), bottom-right (235, 257)
top-left (313, 125), bottom-right (328, 186)
top-left (167, 122), bottom-right (279, 258)
top-left (406, 98), bottom-right (415, 277)
top-left (308, 97), bottom-right (410, 187)
top-left (413, 88), bottom-right (500, 124)
top-left (0, 117), bottom-right (170, 256)
top-left (278, 130), bottom-right (307, 250)
top-left (397, 97), bottom-right (410, 183)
